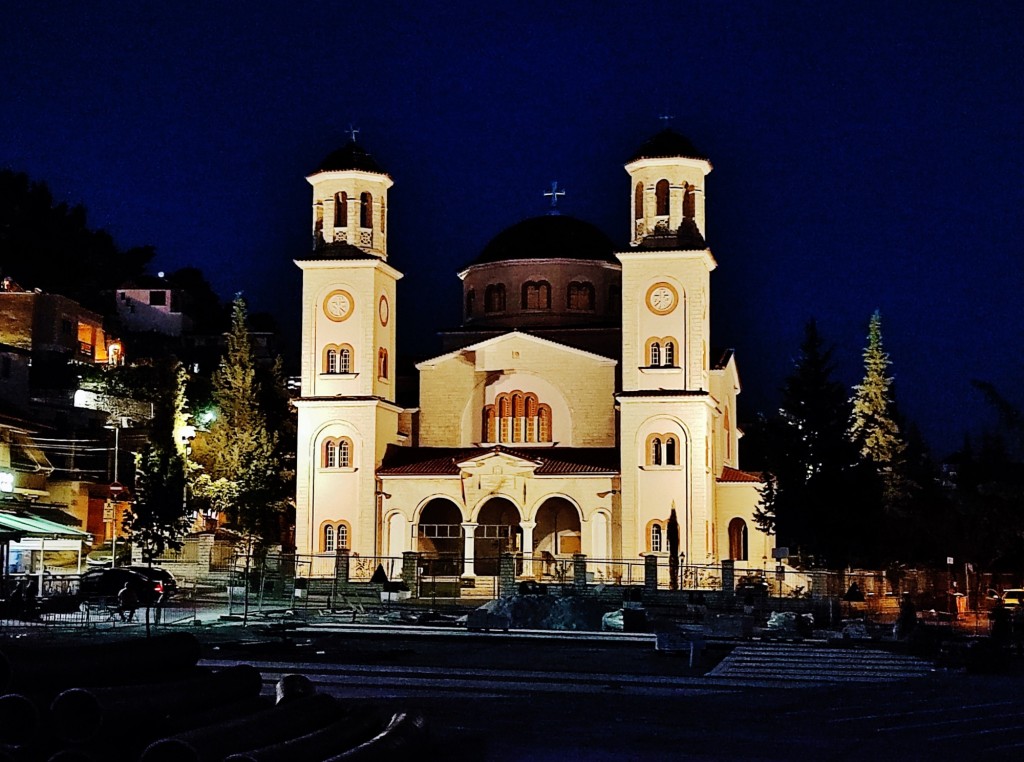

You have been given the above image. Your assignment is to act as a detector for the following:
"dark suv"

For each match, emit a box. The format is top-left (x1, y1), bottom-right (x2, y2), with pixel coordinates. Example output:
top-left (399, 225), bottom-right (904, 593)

top-left (78, 567), bottom-right (171, 604)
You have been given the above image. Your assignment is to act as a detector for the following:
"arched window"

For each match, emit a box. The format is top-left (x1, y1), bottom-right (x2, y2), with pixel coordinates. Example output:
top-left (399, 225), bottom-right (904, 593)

top-left (360, 192), bottom-right (373, 228)
top-left (656, 179), bottom-right (670, 216)
top-left (538, 404), bottom-right (552, 442)
top-left (522, 281), bottom-right (551, 310)
top-left (334, 192), bottom-right (348, 227)
top-left (483, 405), bottom-right (496, 442)
top-left (324, 524), bottom-right (335, 553)
top-left (466, 289), bottom-right (475, 317)
top-left (651, 523), bottom-right (663, 553)
top-left (650, 341), bottom-right (661, 367)
top-left (339, 347), bottom-right (351, 373)
top-left (323, 437), bottom-right (353, 468)
top-left (491, 392), bottom-right (551, 444)
top-left (728, 518), bottom-right (748, 561)
top-left (377, 348), bottom-right (388, 379)
top-left (634, 181), bottom-right (644, 220)
top-left (485, 284), bottom-right (506, 313)
top-left (683, 184), bottom-right (696, 219)
top-left (724, 408), bottom-right (732, 460)
top-left (324, 344), bottom-right (353, 374)
top-left (567, 281), bottom-right (595, 311)
top-left (665, 436), bottom-right (677, 466)
top-left (326, 348), bottom-right (338, 374)
top-left (651, 436), bottom-right (662, 466)
top-left (664, 341), bottom-right (675, 367)
top-left (338, 522), bottom-right (349, 549)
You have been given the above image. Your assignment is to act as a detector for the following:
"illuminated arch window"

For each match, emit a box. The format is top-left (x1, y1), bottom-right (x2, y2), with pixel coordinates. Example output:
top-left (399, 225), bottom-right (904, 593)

top-left (634, 181), bottom-right (644, 220)
top-left (323, 344), bottom-right (353, 374)
top-left (334, 192), bottom-right (348, 227)
top-left (360, 192), bottom-right (373, 228)
top-left (320, 521), bottom-right (352, 552)
top-left (522, 281), bottom-right (551, 310)
top-left (567, 281), bottom-right (595, 311)
top-left (656, 179), bottom-right (670, 216)
top-left (646, 433), bottom-right (681, 467)
top-left (683, 184), bottom-right (696, 219)
top-left (338, 522), bottom-right (349, 549)
top-left (485, 284), bottom-right (506, 313)
top-left (324, 524), bottom-right (335, 553)
top-left (645, 337), bottom-right (680, 368)
top-left (377, 348), bottom-right (389, 380)
top-left (488, 392), bottom-right (552, 444)
top-left (323, 437), bottom-right (354, 469)
top-left (650, 522), bottom-right (664, 553)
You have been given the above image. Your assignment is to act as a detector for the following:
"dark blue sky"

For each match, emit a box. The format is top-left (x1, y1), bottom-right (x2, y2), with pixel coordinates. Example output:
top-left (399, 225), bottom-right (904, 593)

top-left (3, 2), bottom-right (1022, 457)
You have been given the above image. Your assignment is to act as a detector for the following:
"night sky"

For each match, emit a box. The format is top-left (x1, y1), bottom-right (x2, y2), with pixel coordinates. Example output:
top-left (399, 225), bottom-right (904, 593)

top-left (3, 2), bottom-right (1022, 458)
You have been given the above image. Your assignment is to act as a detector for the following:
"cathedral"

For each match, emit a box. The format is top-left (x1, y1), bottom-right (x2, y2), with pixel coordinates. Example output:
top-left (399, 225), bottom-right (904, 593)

top-left (293, 128), bottom-right (771, 581)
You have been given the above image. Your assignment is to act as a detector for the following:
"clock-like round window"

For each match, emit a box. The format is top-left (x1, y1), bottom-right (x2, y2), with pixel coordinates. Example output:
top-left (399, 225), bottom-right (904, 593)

top-left (323, 290), bottom-right (354, 322)
top-left (645, 282), bottom-right (678, 315)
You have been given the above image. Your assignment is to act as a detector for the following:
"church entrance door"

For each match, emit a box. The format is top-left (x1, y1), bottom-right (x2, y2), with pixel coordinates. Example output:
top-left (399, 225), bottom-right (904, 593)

top-left (417, 499), bottom-right (464, 576)
top-left (475, 498), bottom-right (522, 577)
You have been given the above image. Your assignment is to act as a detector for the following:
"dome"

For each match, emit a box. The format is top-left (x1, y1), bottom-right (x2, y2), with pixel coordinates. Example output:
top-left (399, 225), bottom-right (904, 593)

top-left (470, 215), bottom-right (617, 266)
top-left (628, 128), bottom-right (707, 163)
top-left (315, 140), bottom-right (389, 176)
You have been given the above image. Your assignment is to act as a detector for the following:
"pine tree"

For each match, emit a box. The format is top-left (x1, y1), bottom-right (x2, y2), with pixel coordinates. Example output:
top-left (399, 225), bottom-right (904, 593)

top-left (190, 295), bottom-right (286, 544)
top-left (754, 320), bottom-right (868, 567)
top-left (849, 311), bottom-right (906, 470)
top-left (843, 309), bottom-right (909, 518)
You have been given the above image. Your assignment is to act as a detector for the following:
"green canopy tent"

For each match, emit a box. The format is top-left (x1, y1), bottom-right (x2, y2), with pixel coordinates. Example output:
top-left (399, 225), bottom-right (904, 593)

top-left (0, 510), bottom-right (92, 593)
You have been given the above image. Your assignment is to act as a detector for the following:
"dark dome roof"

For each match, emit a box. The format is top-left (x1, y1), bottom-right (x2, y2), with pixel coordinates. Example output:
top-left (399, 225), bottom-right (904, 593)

top-left (628, 128), bottom-right (708, 163)
top-left (315, 141), bottom-right (388, 175)
top-left (470, 215), bottom-right (617, 266)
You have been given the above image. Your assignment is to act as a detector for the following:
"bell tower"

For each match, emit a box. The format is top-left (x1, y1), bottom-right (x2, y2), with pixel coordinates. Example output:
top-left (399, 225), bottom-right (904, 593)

top-left (308, 132), bottom-right (393, 259)
top-left (294, 135), bottom-right (403, 562)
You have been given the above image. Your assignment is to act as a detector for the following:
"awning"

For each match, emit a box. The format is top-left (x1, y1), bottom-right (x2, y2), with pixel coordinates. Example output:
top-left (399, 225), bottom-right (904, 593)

top-left (0, 511), bottom-right (91, 550)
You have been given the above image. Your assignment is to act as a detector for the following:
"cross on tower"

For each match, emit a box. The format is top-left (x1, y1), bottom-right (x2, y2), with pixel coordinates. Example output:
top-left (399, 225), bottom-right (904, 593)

top-left (346, 124), bottom-right (360, 142)
top-left (658, 112), bottom-right (675, 125)
top-left (543, 181), bottom-right (566, 211)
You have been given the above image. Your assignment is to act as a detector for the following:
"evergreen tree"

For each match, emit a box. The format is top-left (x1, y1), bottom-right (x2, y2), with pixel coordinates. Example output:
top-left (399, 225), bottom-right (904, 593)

top-left (190, 295), bottom-right (286, 544)
top-left (849, 311), bottom-right (906, 485)
top-left (754, 320), bottom-right (870, 567)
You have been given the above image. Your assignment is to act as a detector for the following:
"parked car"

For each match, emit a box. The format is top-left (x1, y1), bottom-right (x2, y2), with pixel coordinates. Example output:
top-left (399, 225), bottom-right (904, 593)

top-left (1001, 589), bottom-right (1024, 609)
top-left (78, 568), bottom-right (164, 604)
top-left (126, 566), bottom-right (177, 598)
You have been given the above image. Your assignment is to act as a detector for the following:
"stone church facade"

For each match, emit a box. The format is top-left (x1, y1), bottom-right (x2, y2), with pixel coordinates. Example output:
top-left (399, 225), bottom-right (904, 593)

top-left (294, 129), bottom-right (771, 580)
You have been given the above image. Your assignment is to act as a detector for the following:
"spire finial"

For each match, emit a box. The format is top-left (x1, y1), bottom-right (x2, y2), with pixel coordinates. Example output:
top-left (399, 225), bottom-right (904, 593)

top-left (543, 181), bottom-right (566, 215)
top-left (658, 112), bottom-right (675, 126)
top-left (346, 124), bottom-right (360, 142)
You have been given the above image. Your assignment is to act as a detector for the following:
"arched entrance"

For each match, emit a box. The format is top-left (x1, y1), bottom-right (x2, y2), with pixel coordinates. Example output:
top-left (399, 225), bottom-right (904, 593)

top-left (475, 498), bottom-right (521, 576)
top-left (417, 499), bottom-right (464, 576)
top-left (728, 517), bottom-right (748, 561)
top-left (533, 497), bottom-right (582, 579)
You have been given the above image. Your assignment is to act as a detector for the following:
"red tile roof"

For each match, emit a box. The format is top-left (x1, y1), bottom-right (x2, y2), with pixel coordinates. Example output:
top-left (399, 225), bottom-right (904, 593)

top-left (718, 466), bottom-right (763, 483)
top-left (378, 445), bottom-right (620, 476)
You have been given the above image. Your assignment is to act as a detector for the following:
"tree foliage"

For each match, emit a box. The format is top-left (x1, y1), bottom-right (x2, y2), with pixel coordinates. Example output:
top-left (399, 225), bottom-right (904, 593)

top-left (189, 296), bottom-right (289, 544)
top-left (0, 169), bottom-right (153, 312)
top-left (849, 311), bottom-right (906, 479)
top-left (752, 320), bottom-right (874, 568)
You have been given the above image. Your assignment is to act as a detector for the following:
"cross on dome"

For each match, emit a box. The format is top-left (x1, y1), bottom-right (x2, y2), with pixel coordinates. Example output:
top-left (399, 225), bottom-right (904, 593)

top-left (543, 181), bottom-right (566, 214)
top-left (346, 124), bottom-right (360, 142)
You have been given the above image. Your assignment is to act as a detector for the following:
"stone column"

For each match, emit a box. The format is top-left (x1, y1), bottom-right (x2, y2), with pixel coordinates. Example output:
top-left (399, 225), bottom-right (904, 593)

top-left (519, 520), bottom-right (537, 579)
top-left (721, 559), bottom-right (735, 594)
top-left (573, 553), bottom-right (588, 593)
top-left (323, 195), bottom-right (336, 241)
top-left (669, 184), bottom-right (684, 231)
top-left (334, 548), bottom-right (350, 586)
top-left (499, 553), bottom-right (517, 598)
top-left (461, 523), bottom-right (478, 578)
top-left (401, 551), bottom-right (419, 595)
top-left (644, 554), bottom-right (659, 593)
